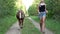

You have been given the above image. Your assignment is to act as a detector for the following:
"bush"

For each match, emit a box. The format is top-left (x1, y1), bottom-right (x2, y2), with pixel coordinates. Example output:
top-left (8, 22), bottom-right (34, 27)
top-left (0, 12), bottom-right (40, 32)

top-left (45, 0), bottom-right (60, 20)
top-left (0, 0), bottom-right (17, 18)
top-left (28, 4), bottom-right (38, 16)
top-left (28, 0), bottom-right (40, 16)
top-left (0, 0), bottom-right (17, 34)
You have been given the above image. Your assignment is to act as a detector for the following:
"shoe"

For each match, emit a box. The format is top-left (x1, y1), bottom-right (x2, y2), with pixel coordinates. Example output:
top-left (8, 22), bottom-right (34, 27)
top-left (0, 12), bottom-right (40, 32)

top-left (42, 30), bottom-right (45, 34)
top-left (42, 32), bottom-right (45, 34)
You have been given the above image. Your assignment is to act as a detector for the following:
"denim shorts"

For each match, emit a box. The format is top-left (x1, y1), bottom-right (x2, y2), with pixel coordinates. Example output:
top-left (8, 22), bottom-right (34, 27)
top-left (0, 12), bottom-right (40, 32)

top-left (39, 12), bottom-right (46, 18)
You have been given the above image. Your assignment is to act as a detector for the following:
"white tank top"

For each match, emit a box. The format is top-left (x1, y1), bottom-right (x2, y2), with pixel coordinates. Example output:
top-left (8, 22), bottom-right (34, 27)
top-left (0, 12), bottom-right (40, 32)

top-left (40, 3), bottom-right (45, 5)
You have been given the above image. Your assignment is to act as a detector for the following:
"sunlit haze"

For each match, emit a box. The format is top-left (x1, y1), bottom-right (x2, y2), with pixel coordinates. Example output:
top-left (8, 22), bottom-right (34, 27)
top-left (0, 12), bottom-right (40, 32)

top-left (22, 0), bottom-right (34, 10)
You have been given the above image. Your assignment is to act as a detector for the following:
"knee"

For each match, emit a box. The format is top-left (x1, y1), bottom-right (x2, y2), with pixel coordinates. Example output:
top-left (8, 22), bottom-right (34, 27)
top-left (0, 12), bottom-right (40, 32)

top-left (40, 19), bottom-right (45, 23)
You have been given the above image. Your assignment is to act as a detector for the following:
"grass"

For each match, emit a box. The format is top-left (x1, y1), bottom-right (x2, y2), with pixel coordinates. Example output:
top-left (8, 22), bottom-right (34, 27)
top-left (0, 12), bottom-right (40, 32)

top-left (21, 18), bottom-right (41, 34)
top-left (30, 16), bottom-right (40, 23)
top-left (0, 16), bottom-right (17, 34)
top-left (31, 16), bottom-right (60, 34)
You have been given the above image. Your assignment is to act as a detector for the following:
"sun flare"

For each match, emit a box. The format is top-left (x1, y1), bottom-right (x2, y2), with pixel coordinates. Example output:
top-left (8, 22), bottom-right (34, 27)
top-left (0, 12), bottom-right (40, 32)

top-left (22, 0), bottom-right (34, 10)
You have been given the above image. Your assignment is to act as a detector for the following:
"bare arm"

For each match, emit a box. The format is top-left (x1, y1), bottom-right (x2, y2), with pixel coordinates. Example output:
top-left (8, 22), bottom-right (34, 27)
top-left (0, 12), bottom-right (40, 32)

top-left (45, 5), bottom-right (48, 13)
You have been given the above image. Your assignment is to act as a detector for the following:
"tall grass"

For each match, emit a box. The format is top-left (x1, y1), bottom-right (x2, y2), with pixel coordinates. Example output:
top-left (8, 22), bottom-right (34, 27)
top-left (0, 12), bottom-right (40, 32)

top-left (0, 16), bottom-right (17, 34)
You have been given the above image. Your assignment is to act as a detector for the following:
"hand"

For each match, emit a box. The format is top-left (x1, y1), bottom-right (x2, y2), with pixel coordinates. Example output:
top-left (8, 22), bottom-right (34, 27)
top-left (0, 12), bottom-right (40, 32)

top-left (46, 10), bottom-right (48, 13)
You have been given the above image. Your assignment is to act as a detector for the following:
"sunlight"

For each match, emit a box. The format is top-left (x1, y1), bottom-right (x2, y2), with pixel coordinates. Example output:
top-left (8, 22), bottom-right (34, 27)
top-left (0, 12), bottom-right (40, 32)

top-left (15, 0), bottom-right (22, 9)
top-left (22, 0), bottom-right (34, 10)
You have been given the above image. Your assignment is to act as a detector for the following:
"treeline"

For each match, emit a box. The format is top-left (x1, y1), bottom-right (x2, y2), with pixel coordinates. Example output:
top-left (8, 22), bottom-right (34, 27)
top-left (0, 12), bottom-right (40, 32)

top-left (28, 0), bottom-right (60, 21)
top-left (45, 0), bottom-right (60, 20)
top-left (28, 0), bottom-right (40, 16)
top-left (0, 0), bottom-right (17, 34)
top-left (0, 0), bottom-right (17, 18)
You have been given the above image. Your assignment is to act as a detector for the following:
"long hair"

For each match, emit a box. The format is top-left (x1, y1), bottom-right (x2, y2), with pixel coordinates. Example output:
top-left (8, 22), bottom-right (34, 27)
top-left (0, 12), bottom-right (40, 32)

top-left (40, 0), bottom-right (45, 5)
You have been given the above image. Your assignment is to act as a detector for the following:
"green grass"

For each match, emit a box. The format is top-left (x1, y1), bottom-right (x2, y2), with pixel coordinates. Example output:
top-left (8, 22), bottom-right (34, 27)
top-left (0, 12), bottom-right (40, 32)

top-left (30, 16), bottom-right (40, 23)
top-left (0, 16), bottom-right (17, 34)
top-left (21, 18), bottom-right (41, 34)
top-left (31, 16), bottom-right (60, 34)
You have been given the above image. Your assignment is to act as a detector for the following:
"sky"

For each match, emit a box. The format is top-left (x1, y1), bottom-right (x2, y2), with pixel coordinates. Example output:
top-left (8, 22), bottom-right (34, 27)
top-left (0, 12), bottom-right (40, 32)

top-left (22, 0), bottom-right (34, 10)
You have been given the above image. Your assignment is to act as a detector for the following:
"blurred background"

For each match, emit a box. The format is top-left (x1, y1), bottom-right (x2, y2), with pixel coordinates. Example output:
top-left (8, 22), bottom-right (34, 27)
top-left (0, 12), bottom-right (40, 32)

top-left (0, 0), bottom-right (60, 34)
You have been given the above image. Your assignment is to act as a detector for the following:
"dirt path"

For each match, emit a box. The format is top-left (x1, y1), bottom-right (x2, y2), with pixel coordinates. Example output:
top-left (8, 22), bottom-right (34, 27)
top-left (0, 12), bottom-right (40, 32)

top-left (5, 22), bottom-right (21, 34)
top-left (5, 17), bottom-right (54, 34)
top-left (28, 17), bottom-right (54, 34)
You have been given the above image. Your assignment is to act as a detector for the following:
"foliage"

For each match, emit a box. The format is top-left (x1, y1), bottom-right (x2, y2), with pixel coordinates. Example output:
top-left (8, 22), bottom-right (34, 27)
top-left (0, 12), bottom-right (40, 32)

top-left (28, 0), bottom-right (60, 20)
top-left (28, 4), bottom-right (38, 16)
top-left (0, 0), bottom-right (17, 34)
top-left (28, 0), bottom-right (40, 16)
top-left (45, 0), bottom-right (60, 20)
top-left (0, 0), bottom-right (17, 18)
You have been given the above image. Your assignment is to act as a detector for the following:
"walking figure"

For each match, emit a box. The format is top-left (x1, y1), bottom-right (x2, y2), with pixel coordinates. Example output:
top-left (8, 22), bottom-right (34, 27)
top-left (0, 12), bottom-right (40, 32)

top-left (38, 0), bottom-right (48, 34)
top-left (16, 10), bottom-right (25, 29)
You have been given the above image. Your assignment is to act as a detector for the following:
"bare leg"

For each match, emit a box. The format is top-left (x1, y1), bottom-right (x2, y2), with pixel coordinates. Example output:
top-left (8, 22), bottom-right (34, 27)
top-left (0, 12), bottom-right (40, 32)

top-left (42, 16), bottom-right (46, 34)
top-left (40, 16), bottom-right (46, 34)
top-left (40, 18), bottom-right (43, 32)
